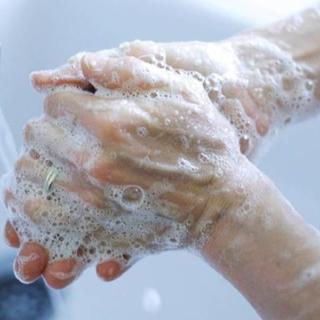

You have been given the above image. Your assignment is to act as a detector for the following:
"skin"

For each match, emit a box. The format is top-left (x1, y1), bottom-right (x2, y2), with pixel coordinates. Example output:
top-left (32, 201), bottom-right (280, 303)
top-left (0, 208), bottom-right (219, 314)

top-left (6, 52), bottom-right (246, 288)
top-left (2, 4), bottom-right (320, 319)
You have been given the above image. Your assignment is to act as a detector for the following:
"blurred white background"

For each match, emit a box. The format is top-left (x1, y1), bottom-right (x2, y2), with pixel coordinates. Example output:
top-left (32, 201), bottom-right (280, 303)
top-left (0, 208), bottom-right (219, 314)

top-left (0, 1), bottom-right (319, 319)
top-left (199, 0), bottom-right (319, 24)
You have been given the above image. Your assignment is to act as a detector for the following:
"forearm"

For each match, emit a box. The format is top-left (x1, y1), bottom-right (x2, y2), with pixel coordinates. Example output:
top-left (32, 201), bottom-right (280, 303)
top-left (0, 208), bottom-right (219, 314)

top-left (253, 5), bottom-right (320, 76)
top-left (217, 5), bottom-right (320, 143)
top-left (200, 161), bottom-right (320, 320)
top-left (247, 5), bottom-right (320, 123)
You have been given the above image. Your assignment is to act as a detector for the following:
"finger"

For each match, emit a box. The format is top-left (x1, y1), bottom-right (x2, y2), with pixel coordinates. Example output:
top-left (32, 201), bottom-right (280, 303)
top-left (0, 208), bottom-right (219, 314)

top-left (85, 146), bottom-right (201, 192)
top-left (15, 154), bottom-right (103, 223)
top-left (255, 116), bottom-right (269, 136)
top-left (120, 40), bottom-right (214, 76)
top-left (4, 221), bottom-right (20, 248)
top-left (243, 97), bottom-right (269, 136)
top-left (81, 54), bottom-right (165, 90)
top-left (24, 118), bottom-right (95, 169)
top-left (43, 93), bottom-right (156, 187)
top-left (3, 190), bottom-right (19, 214)
top-left (44, 90), bottom-right (203, 155)
top-left (96, 260), bottom-right (123, 281)
top-left (44, 92), bottom-right (128, 146)
top-left (44, 91), bottom-right (168, 155)
top-left (14, 242), bottom-right (48, 284)
top-left (43, 93), bottom-right (210, 189)
top-left (30, 53), bottom-right (90, 92)
top-left (24, 122), bottom-right (148, 195)
top-left (44, 93), bottom-right (209, 187)
top-left (27, 94), bottom-right (212, 198)
top-left (81, 54), bottom-right (207, 103)
top-left (120, 40), bottom-right (167, 65)
top-left (31, 67), bottom-right (90, 92)
top-left (16, 153), bottom-right (107, 210)
top-left (23, 115), bottom-right (150, 189)
top-left (30, 49), bottom-right (119, 92)
top-left (43, 258), bottom-right (82, 289)
top-left (22, 196), bottom-right (71, 225)
top-left (90, 148), bottom-right (209, 188)
top-left (219, 88), bottom-right (269, 155)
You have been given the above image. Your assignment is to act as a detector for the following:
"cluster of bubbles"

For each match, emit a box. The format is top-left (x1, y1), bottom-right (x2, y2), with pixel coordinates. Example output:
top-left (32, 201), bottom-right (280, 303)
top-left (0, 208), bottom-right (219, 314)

top-left (8, 141), bottom-right (189, 267)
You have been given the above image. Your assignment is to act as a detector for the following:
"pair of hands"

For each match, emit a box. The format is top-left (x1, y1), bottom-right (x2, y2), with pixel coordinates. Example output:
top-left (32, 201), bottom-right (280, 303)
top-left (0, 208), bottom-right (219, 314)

top-left (3, 39), bottom-right (272, 289)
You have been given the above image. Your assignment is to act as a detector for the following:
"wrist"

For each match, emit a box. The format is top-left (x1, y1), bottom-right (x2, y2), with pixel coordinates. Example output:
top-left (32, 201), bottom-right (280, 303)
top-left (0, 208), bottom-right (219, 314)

top-left (191, 155), bottom-right (256, 248)
top-left (198, 161), bottom-right (320, 319)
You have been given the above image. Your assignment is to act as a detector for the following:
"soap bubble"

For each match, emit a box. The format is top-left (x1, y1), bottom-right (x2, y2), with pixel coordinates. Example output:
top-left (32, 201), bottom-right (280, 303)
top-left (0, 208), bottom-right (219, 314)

top-left (122, 185), bottom-right (144, 209)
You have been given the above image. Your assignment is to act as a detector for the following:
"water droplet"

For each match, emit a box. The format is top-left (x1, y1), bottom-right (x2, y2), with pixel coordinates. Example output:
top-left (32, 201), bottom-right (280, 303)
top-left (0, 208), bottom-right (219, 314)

top-left (178, 158), bottom-right (198, 172)
top-left (150, 92), bottom-right (158, 98)
top-left (111, 71), bottom-right (120, 84)
top-left (239, 135), bottom-right (250, 154)
top-left (282, 76), bottom-right (295, 91)
top-left (208, 87), bottom-right (220, 100)
top-left (29, 149), bottom-right (40, 160)
top-left (198, 152), bottom-right (210, 163)
top-left (122, 186), bottom-right (144, 208)
top-left (155, 52), bottom-right (165, 62)
top-left (157, 61), bottom-right (166, 69)
top-left (305, 80), bottom-right (313, 91)
top-left (45, 159), bottom-right (53, 167)
top-left (136, 127), bottom-right (148, 137)
top-left (284, 117), bottom-right (291, 124)
top-left (192, 72), bottom-right (204, 82)
top-left (180, 136), bottom-right (190, 149)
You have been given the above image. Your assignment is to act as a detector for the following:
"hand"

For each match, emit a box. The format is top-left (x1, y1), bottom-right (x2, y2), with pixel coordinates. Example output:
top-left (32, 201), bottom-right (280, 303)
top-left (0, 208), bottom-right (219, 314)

top-left (3, 53), bottom-right (248, 288)
top-left (32, 35), bottom-right (312, 158)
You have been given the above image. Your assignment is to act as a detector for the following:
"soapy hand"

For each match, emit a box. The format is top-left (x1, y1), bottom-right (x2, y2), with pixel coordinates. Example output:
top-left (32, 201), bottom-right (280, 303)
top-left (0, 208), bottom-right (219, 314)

top-left (32, 38), bottom-right (318, 155)
top-left (3, 52), bottom-right (249, 289)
